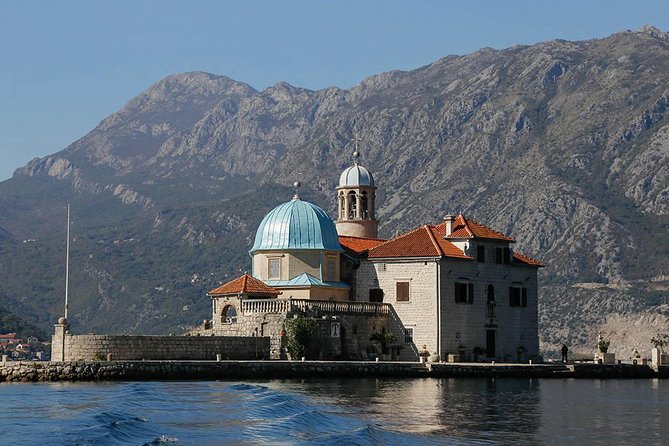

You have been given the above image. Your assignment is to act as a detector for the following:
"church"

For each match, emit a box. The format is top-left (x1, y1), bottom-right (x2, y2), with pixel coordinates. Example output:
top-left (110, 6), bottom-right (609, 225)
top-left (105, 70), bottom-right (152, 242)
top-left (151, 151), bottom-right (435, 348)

top-left (200, 149), bottom-right (542, 362)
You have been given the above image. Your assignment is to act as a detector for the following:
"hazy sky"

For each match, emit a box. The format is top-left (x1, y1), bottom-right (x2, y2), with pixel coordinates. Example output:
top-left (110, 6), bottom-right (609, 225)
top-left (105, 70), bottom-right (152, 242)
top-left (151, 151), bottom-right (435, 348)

top-left (1, 0), bottom-right (668, 181)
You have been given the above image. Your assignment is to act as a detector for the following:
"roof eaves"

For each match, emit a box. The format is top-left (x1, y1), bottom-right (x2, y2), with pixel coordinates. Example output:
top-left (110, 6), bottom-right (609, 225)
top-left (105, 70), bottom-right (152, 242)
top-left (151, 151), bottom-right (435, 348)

top-left (367, 256), bottom-right (443, 262)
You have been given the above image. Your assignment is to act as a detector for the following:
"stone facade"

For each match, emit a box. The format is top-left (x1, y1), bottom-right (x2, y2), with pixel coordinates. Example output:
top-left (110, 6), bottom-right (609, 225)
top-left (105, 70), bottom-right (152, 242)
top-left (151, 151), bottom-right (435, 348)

top-left (204, 296), bottom-right (395, 360)
top-left (354, 259), bottom-right (440, 360)
top-left (354, 254), bottom-right (539, 361)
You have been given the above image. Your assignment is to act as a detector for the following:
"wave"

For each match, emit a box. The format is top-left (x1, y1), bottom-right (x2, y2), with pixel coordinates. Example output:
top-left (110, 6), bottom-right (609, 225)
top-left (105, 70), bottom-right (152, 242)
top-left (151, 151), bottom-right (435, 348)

top-left (230, 383), bottom-right (444, 445)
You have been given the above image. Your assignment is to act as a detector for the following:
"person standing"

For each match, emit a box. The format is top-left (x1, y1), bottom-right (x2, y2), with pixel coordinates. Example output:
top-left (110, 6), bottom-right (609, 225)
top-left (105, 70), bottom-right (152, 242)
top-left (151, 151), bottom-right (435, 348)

top-left (561, 344), bottom-right (569, 363)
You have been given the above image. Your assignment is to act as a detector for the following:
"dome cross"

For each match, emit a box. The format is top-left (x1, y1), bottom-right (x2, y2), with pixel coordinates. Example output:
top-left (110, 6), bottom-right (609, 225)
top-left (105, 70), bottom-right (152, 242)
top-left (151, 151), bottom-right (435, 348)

top-left (351, 134), bottom-right (363, 164)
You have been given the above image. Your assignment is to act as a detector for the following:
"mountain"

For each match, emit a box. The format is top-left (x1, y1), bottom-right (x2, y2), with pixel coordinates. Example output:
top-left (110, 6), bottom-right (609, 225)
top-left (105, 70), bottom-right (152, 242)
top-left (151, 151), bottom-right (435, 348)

top-left (1, 26), bottom-right (668, 357)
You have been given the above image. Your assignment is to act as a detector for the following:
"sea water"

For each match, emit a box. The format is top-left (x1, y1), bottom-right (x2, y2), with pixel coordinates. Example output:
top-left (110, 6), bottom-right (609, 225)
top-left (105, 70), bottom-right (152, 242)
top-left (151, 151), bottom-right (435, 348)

top-left (0, 378), bottom-right (667, 445)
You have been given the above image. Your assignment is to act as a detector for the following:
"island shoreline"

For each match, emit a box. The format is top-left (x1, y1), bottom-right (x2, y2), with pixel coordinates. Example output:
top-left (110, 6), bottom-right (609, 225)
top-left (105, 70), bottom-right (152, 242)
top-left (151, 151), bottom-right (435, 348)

top-left (1, 360), bottom-right (667, 382)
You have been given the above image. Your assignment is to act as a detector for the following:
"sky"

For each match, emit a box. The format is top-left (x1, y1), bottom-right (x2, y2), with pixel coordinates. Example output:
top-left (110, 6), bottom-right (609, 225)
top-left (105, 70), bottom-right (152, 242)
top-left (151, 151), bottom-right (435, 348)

top-left (1, 0), bottom-right (668, 181)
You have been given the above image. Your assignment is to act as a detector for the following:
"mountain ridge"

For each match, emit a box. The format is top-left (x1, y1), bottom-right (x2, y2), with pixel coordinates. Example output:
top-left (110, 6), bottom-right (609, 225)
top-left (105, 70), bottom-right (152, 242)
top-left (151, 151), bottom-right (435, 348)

top-left (1, 26), bottom-right (668, 355)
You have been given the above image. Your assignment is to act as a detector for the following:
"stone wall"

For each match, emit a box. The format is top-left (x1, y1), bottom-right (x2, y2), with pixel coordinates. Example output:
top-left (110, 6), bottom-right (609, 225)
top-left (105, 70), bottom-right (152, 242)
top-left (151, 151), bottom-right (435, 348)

top-left (53, 334), bottom-right (269, 361)
top-left (207, 296), bottom-right (396, 360)
top-left (1, 360), bottom-right (667, 382)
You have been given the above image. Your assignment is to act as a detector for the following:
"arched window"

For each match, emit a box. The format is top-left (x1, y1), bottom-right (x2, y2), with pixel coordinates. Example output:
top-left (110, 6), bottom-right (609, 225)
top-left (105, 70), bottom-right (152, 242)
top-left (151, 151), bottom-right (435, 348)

top-left (221, 305), bottom-right (237, 324)
top-left (361, 191), bottom-right (368, 219)
top-left (487, 285), bottom-right (495, 303)
top-left (339, 193), bottom-right (345, 219)
top-left (348, 191), bottom-right (357, 219)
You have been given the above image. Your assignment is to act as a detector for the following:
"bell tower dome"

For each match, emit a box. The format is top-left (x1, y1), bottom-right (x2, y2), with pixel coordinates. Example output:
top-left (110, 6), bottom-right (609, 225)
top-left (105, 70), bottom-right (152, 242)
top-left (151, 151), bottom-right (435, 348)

top-left (336, 145), bottom-right (378, 238)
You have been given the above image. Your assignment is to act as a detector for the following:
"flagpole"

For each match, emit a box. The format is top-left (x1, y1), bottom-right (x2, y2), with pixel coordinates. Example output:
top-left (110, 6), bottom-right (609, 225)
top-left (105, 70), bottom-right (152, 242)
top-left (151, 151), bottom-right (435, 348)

top-left (64, 204), bottom-right (70, 320)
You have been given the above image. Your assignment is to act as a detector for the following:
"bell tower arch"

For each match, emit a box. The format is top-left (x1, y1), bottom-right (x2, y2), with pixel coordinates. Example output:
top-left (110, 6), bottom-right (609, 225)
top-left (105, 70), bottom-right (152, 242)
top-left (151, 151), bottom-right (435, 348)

top-left (336, 146), bottom-right (378, 238)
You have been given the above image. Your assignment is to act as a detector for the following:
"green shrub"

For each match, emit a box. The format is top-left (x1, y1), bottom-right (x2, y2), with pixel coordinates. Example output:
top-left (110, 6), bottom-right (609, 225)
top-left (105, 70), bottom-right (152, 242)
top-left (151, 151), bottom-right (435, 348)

top-left (283, 317), bottom-right (318, 359)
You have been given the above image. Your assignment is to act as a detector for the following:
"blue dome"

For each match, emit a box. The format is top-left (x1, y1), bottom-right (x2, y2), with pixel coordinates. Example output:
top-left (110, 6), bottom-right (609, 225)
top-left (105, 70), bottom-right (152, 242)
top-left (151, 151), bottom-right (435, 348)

top-left (339, 164), bottom-right (374, 187)
top-left (250, 197), bottom-right (342, 253)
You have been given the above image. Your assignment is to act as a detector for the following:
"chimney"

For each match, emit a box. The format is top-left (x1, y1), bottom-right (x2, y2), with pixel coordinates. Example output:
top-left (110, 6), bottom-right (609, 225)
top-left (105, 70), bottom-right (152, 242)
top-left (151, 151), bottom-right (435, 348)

top-left (443, 215), bottom-right (456, 236)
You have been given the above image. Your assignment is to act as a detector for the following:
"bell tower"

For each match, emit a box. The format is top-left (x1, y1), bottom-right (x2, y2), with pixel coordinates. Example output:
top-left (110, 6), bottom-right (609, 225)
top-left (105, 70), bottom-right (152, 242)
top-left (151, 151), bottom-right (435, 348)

top-left (336, 141), bottom-right (378, 239)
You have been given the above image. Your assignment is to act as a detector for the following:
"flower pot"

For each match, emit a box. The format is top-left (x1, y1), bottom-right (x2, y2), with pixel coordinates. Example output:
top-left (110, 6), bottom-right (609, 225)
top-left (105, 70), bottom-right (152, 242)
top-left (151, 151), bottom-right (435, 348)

top-left (595, 353), bottom-right (615, 364)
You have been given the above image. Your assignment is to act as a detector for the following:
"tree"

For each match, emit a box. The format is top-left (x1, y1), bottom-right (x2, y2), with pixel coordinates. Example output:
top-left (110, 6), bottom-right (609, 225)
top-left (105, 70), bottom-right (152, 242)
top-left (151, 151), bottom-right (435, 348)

top-left (283, 316), bottom-right (318, 359)
top-left (370, 330), bottom-right (396, 355)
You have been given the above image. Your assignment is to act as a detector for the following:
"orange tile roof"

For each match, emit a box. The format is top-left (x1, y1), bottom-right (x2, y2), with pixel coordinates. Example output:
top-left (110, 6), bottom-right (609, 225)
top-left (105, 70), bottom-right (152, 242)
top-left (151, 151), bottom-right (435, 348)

top-left (513, 251), bottom-right (544, 267)
top-left (208, 274), bottom-right (280, 297)
top-left (367, 225), bottom-right (471, 259)
top-left (338, 235), bottom-right (387, 256)
top-left (447, 215), bottom-right (515, 242)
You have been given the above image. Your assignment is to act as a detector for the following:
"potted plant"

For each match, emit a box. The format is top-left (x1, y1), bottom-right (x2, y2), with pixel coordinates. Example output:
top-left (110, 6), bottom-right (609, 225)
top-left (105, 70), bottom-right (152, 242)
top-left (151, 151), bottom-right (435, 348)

top-left (370, 331), bottom-right (396, 360)
top-left (650, 333), bottom-right (669, 366)
top-left (596, 335), bottom-right (615, 364)
top-left (418, 345), bottom-right (430, 363)
top-left (458, 344), bottom-right (468, 361)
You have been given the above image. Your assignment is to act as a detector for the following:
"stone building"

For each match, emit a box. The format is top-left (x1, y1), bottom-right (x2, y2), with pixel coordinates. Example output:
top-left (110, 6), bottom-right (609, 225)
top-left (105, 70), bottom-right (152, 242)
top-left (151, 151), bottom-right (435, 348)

top-left (202, 150), bottom-right (543, 362)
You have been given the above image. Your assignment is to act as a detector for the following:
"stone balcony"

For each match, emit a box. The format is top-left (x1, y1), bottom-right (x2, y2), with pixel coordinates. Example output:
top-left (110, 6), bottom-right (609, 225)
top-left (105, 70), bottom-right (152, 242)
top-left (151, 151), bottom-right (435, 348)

top-left (240, 298), bottom-right (391, 316)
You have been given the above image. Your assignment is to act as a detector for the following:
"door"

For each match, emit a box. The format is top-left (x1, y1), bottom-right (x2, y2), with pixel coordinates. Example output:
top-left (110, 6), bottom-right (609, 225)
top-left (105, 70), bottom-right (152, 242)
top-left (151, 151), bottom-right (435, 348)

top-left (486, 329), bottom-right (496, 358)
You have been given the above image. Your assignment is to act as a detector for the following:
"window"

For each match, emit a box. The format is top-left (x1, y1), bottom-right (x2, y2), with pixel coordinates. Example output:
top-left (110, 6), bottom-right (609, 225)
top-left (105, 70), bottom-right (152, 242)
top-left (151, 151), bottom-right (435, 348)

top-left (396, 282), bottom-right (410, 302)
top-left (509, 287), bottom-right (528, 307)
top-left (222, 305), bottom-right (237, 323)
top-left (496, 248), bottom-right (503, 264)
top-left (455, 282), bottom-right (474, 304)
top-left (487, 284), bottom-right (495, 303)
top-left (325, 257), bottom-right (337, 281)
top-left (503, 247), bottom-right (512, 265)
top-left (268, 258), bottom-right (281, 280)
top-left (477, 245), bottom-right (485, 262)
top-left (369, 288), bottom-right (384, 303)
top-left (348, 191), bottom-right (357, 219)
top-left (361, 191), bottom-right (369, 218)
top-left (404, 328), bottom-right (414, 343)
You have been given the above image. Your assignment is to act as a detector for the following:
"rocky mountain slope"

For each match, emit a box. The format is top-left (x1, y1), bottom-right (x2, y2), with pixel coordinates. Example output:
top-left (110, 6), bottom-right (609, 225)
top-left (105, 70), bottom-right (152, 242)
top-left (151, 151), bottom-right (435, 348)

top-left (1, 26), bottom-right (667, 357)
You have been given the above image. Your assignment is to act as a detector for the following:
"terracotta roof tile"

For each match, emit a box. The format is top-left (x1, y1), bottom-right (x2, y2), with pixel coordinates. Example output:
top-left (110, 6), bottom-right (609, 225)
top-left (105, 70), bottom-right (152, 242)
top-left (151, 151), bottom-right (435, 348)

top-left (513, 252), bottom-right (544, 267)
top-left (208, 274), bottom-right (279, 297)
top-left (338, 235), bottom-right (387, 257)
top-left (447, 215), bottom-right (515, 242)
top-left (367, 225), bottom-right (471, 259)
top-left (430, 224), bottom-right (474, 258)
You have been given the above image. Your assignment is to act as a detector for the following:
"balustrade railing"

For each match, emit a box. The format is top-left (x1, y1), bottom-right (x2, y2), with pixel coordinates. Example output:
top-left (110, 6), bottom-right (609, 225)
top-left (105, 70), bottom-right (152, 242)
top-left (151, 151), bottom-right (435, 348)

top-left (240, 298), bottom-right (390, 315)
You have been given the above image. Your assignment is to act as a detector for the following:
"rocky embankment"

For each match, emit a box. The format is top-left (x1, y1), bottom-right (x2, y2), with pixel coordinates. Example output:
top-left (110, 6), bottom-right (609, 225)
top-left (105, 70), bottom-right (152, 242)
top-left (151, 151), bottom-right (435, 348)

top-left (1, 360), bottom-right (666, 382)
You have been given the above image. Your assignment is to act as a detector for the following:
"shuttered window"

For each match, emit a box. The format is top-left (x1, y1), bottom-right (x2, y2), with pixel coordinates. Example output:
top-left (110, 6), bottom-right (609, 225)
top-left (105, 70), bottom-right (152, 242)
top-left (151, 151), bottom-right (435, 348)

top-left (455, 282), bottom-right (474, 304)
top-left (503, 247), bottom-right (512, 264)
top-left (477, 245), bottom-right (486, 262)
top-left (509, 287), bottom-right (528, 307)
top-left (396, 282), bottom-right (410, 302)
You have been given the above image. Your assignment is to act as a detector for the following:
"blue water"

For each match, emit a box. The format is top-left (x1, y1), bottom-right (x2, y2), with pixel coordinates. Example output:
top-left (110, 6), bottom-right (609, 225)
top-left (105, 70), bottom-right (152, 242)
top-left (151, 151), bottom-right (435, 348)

top-left (0, 378), bottom-right (667, 445)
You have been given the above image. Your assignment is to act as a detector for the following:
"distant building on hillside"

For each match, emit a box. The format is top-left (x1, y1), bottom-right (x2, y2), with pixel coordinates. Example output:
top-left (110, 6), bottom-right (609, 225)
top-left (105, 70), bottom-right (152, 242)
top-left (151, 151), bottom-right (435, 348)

top-left (0, 333), bottom-right (19, 344)
top-left (197, 147), bottom-right (543, 362)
